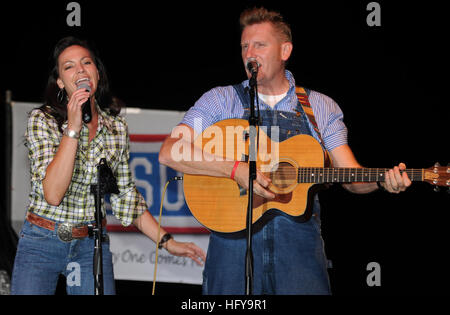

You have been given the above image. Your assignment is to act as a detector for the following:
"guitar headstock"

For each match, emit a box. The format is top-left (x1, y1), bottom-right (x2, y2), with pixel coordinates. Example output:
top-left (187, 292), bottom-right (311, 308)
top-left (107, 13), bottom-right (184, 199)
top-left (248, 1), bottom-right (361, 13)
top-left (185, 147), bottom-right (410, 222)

top-left (423, 163), bottom-right (450, 190)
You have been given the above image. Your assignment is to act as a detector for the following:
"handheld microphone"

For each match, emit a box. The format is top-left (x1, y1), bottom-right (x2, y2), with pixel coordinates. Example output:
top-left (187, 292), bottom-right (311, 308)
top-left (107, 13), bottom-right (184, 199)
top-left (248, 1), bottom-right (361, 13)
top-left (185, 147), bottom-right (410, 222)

top-left (77, 82), bottom-right (92, 123)
top-left (246, 59), bottom-right (259, 75)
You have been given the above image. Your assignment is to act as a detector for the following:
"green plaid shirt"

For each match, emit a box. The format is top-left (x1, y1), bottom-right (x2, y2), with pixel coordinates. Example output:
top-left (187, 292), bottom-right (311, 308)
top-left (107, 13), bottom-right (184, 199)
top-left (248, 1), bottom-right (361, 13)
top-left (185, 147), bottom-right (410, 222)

top-left (25, 107), bottom-right (147, 226)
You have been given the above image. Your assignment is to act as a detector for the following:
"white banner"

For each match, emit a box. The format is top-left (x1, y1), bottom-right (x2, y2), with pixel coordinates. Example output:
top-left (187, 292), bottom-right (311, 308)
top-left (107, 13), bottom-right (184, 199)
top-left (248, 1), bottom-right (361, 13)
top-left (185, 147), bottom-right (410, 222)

top-left (109, 233), bottom-right (208, 284)
top-left (10, 102), bottom-right (209, 285)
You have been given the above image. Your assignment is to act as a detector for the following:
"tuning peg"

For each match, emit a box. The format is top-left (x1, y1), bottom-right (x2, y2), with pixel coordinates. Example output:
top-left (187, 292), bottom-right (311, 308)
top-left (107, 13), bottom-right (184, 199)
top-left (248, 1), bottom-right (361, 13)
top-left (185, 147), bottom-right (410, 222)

top-left (434, 186), bottom-right (441, 192)
top-left (434, 162), bottom-right (440, 173)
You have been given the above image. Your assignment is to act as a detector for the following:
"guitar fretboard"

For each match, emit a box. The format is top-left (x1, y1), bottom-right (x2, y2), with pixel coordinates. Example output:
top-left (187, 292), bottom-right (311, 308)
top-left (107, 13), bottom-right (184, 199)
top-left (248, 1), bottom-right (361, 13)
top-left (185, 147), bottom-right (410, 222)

top-left (297, 168), bottom-right (423, 184)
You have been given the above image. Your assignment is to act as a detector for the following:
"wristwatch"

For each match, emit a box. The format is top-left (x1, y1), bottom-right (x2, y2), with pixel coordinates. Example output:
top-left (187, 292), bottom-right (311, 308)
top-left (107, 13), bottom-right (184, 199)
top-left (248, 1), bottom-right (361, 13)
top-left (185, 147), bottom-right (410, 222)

top-left (63, 128), bottom-right (80, 139)
top-left (158, 233), bottom-right (173, 249)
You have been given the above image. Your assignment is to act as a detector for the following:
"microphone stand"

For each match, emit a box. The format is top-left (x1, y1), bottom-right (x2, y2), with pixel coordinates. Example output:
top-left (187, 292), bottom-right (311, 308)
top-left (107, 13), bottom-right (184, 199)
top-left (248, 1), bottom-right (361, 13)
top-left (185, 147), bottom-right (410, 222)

top-left (245, 72), bottom-right (259, 295)
top-left (90, 158), bottom-right (119, 295)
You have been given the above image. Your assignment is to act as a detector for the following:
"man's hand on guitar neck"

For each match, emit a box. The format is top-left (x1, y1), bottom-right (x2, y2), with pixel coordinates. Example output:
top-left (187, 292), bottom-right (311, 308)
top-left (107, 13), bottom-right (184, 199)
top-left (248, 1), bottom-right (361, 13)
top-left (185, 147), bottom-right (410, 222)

top-left (379, 162), bottom-right (412, 194)
top-left (232, 162), bottom-right (276, 200)
top-left (330, 145), bottom-right (412, 194)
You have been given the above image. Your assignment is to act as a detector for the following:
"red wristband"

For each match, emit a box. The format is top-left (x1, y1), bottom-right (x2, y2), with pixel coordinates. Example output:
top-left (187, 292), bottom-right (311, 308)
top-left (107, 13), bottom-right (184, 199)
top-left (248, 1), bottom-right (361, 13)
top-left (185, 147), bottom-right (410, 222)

top-left (230, 161), bottom-right (240, 180)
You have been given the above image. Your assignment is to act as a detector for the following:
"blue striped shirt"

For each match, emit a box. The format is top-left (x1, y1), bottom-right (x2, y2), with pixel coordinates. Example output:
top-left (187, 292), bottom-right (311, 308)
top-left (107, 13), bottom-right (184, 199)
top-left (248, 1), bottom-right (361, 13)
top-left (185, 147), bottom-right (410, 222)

top-left (181, 70), bottom-right (347, 152)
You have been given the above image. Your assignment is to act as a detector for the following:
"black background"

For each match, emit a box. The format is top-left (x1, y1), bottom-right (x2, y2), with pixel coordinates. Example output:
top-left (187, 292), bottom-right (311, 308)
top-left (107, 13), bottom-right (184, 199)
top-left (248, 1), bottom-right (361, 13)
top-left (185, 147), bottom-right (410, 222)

top-left (0, 0), bottom-right (448, 295)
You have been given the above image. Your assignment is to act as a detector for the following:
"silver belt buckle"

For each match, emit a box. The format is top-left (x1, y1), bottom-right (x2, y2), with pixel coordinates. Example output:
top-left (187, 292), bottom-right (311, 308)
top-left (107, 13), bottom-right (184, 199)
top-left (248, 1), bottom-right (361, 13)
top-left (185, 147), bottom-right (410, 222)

top-left (57, 223), bottom-right (74, 242)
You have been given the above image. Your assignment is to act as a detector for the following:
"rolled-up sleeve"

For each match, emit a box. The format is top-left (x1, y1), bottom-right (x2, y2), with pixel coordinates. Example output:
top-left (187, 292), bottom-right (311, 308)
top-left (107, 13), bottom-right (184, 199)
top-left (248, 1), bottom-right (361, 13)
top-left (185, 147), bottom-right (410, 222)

top-left (309, 91), bottom-right (348, 152)
top-left (26, 110), bottom-right (59, 182)
top-left (109, 121), bottom-right (147, 226)
top-left (180, 87), bottom-right (233, 134)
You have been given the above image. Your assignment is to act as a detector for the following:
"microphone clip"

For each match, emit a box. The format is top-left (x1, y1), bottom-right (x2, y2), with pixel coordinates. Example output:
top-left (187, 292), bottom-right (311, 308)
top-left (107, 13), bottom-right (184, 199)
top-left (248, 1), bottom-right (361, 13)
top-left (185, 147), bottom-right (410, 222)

top-left (246, 59), bottom-right (259, 88)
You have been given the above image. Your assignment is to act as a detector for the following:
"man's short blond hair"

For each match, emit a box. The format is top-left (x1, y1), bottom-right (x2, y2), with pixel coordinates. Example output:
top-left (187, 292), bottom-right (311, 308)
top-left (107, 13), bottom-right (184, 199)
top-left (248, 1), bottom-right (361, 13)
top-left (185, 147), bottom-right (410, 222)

top-left (239, 7), bottom-right (292, 43)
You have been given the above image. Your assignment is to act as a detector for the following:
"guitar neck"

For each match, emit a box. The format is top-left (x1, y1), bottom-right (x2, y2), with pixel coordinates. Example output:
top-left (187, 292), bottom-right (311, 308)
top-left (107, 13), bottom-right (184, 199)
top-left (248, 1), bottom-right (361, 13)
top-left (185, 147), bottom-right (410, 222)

top-left (297, 168), bottom-right (424, 184)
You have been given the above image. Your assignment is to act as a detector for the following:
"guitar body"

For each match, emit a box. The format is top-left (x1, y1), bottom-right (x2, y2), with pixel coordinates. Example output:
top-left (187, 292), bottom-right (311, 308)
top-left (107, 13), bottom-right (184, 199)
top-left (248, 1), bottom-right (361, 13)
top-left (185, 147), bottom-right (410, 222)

top-left (183, 119), bottom-right (328, 233)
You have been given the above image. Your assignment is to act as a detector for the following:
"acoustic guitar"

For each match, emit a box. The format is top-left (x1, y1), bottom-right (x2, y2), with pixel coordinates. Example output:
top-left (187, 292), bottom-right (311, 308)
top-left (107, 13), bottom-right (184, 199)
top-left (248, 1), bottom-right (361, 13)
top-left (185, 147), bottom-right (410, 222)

top-left (183, 119), bottom-right (448, 233)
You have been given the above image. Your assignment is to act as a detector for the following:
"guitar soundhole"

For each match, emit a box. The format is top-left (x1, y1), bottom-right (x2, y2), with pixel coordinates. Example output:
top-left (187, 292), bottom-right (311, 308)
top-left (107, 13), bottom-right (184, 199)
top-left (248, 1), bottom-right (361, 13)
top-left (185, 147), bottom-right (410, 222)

top-left (271, 162), bottom-right (296, 189)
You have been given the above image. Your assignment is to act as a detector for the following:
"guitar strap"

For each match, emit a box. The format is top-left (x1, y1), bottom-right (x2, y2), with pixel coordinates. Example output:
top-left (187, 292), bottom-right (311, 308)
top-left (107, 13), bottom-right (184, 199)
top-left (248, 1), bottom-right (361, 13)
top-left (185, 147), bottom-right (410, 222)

top-left (295, 86), bottom-right (331, 166)
top-left (295, 86), bottom-right (325, 146)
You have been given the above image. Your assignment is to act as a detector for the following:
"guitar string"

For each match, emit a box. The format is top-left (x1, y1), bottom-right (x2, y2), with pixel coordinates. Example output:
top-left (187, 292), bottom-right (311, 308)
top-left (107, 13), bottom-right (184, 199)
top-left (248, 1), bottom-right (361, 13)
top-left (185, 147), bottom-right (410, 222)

top-left (269, 168), bottom-right (424, 183)
top-left (295, 169), bottom-right (423, 183)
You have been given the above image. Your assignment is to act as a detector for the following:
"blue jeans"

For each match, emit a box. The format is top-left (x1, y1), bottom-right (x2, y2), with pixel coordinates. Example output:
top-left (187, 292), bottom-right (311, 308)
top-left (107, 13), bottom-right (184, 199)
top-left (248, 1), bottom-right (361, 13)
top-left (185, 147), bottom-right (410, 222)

top-left (11, 219), bottom-right (115, 295)
top-left (202, 199), bottom-right (331, 295)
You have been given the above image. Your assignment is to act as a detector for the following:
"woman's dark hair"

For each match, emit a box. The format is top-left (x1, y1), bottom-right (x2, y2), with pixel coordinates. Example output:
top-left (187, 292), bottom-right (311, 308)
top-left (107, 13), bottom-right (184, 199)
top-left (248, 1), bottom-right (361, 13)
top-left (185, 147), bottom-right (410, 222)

top-left (41, 36), bottom-right (121, 131)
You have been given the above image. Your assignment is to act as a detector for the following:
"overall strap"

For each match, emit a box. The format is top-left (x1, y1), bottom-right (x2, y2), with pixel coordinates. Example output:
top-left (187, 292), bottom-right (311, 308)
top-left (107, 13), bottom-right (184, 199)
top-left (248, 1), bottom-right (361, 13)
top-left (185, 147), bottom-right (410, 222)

top-left (233, 84), bottom-right (250, 109)
top-left (295, 86), bottom-right (325, 145)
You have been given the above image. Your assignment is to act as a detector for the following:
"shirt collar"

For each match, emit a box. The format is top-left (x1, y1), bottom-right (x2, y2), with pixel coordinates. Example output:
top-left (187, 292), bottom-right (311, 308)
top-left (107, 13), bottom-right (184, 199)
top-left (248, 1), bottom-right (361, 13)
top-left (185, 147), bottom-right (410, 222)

top-left (242, 69), bottom-right (296, 94)
top-left (97, 106), bottom-right (115, 133)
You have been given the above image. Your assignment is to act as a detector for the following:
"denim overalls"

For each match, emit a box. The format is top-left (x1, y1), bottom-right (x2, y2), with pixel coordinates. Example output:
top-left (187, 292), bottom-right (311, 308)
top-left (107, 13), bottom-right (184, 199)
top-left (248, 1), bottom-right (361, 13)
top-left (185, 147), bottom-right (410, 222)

top-left (202, 84), bottom-right (331, 295)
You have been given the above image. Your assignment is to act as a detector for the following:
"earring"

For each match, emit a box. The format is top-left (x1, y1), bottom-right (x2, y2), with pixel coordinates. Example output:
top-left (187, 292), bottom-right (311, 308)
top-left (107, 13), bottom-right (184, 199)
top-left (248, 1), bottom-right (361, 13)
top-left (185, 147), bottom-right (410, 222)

top-left (57, 88), bottom-right (66, 104)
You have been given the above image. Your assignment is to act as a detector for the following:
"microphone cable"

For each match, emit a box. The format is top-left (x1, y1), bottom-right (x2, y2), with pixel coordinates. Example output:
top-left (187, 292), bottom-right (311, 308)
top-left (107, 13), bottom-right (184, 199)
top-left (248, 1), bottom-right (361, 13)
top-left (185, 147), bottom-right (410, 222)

top-left (151, 176), bottom-right (183, 295)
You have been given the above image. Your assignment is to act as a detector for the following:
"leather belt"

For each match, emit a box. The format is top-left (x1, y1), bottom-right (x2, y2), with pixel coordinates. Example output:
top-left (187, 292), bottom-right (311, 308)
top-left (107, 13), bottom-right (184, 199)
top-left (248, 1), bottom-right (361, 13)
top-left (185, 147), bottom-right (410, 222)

top-left (26, 212), bottom-right (107, 242)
